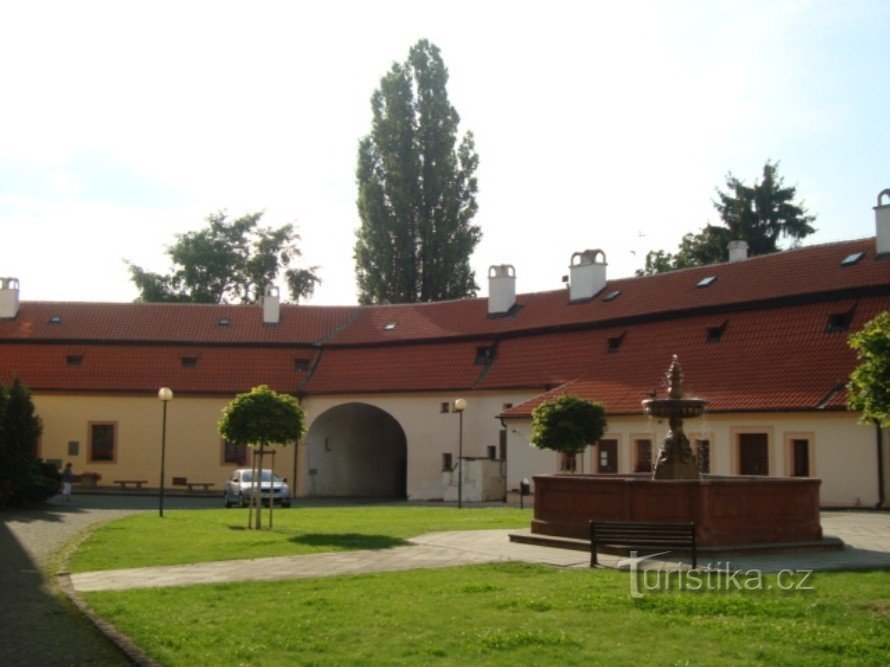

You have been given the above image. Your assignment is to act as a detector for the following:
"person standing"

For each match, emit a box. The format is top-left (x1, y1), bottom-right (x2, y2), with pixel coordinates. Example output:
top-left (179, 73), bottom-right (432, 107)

top-left (61, 462), bottom-right (74, 501)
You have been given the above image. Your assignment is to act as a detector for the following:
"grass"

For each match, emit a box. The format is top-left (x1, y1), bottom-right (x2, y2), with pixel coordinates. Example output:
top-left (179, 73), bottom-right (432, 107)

top-left (81, 564), bottom-right (890, 666)
top-left (67, 504), bottom-right (532, 572)
top-left (69, 505), bottom-right (890, 664)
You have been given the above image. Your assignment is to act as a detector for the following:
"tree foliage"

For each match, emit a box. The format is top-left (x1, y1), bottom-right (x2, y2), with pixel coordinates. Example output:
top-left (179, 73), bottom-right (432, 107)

top-left (531, 394), bottom-right (608, 455)
top-left (218, 385), bottom-right (306, 448)
top-left (847, 312), bottom-right (890, 427)
top-left (0, 378), bottom-right (56, 506)
top-left (355, 39), bottom-right (481, 304)
top-left (638, 161), bottom-right (816, 275)
top-left (127, 211), bottom-right (319, 304)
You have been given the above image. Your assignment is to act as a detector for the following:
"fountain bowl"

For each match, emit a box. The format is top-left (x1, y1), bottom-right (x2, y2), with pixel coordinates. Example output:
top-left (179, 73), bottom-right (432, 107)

top-left (642, 397), bottom-right (707, 419)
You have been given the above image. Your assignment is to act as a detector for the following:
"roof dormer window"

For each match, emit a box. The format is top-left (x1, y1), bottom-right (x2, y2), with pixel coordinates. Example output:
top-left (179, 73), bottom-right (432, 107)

top-left (606, 332), bottom-right (626, 353)
top-left (218, 318), bottom-right (230, 327)
top-left (383, 322), bottom-right (397, 331)
top-left (475, 345), bottom-right (496, 365)
top-left (603, 290), bottom-right (621, 302)
top-left (841, 252), bottom-right (865, 266)
top-left (826, 304), bottom-right (856, 333)
top-left (66, 354), bottom-right (83, 367)
top-left (696, 275), bottom-right (717, 288)
top-left (181, 356), bottom-right (198, 368)
top-left (49, 315), bottom-right (61, 324)
top-left (707, 320), bottom-right (728, 343)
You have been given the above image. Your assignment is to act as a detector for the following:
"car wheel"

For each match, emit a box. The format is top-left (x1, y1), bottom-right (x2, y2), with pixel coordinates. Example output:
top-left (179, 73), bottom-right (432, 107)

top-left (282, 502), bottom-right (291, 508)
top-left (238, 492), bottom-right (247, 508)
top-left (224, 494), bottom-right (233, 508)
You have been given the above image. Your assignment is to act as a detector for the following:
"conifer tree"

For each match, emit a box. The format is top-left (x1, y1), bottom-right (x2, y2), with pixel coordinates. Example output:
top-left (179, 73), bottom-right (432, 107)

top-left (355, 39), bottom-right (480, 304)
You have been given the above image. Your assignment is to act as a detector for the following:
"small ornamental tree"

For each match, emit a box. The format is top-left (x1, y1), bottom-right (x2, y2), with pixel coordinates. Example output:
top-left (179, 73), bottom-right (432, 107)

top-left (219, 385), bottom-right (306, 528)
top-left (531, 395), bottom-right (607, 465)
top-left (847, 312), bottom-right (890, 427)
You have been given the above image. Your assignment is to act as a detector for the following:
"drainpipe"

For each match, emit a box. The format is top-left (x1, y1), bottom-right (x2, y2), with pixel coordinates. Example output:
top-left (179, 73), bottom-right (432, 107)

top-left (876, 421), bottom-right (886, 509)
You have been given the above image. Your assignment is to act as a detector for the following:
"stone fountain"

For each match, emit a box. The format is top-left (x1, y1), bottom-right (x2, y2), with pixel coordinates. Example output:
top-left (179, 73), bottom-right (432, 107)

top-left (524, 355), bottom-right (839, 554)
top-left (644, 355), bottom-right (705, 481)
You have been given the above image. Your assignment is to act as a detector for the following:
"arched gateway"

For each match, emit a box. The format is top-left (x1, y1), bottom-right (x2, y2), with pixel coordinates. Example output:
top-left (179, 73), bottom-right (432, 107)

top-left (303, 403), bottom-right (407, 498)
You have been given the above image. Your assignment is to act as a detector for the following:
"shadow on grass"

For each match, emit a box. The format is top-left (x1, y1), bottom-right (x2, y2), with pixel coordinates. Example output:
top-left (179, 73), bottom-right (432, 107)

top-left (289, 533), bottom-right (409, 550)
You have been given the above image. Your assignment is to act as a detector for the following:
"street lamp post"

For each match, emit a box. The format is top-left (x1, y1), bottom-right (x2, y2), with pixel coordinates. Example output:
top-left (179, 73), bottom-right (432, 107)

top-left (453, 398), bottom-right (467, 509)
top-left (158, 387), bottom-right (174, 517)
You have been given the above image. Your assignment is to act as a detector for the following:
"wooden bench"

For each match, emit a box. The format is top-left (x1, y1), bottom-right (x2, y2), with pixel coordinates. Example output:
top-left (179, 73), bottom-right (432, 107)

top-left (590, 521), bottom-right (697, 568)
top-left (113, 479), bottom-right (148, 490)
top-left (171, 477), bottom-right (214, 493)
top-left (185, 482), bottom-right (214, 492)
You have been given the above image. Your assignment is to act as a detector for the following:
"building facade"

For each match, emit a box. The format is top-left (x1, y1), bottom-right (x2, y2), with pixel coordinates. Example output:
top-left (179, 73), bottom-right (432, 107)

top-left (2, 197), bottom-right (889, 507)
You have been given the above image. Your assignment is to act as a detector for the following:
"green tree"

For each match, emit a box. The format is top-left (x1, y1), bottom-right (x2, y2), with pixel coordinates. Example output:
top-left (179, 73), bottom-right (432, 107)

top-left (531, 394), bottom-right (608, 456)
top-left (638, 161), bottom-right (816, 275)
top-left (127, 211), bottom-right (319, 304)
top-left (847, 312), bottom-right (890, 427)
top-left (0, 378), bottom-right (54, 506)
top-left (355, 39), bottom-right (481, 304)
top-left (218, 385), bottom-right (306, 528)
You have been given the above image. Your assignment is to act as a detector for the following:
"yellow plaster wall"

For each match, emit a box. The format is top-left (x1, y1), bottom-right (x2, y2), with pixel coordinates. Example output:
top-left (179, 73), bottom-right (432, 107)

top-left (34, 393), bottom-right (297, 490)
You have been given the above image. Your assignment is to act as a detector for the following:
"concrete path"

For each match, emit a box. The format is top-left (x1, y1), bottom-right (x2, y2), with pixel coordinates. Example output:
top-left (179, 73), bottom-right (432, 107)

top-left (70, 511), bottom-right (890, 593)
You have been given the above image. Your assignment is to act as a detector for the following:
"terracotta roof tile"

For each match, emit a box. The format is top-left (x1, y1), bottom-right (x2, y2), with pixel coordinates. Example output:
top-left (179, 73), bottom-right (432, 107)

top-left (0, 302), bottom-right (360, 345)
top-left (499, 296), bottom-right (887, 416)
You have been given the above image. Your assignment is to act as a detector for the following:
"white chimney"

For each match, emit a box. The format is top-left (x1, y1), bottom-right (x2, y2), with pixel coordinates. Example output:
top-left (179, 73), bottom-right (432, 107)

top-left (876, 188), bottom-right (890, 256)
top-left (488, 264), bottom-right (516, 316)
top-left (0, 277), bottom-right (20, 319)
top-left (728, 240), bottom-right (749, 262)
top-left (262, 285), bottom-right (280, 324)
top-left (569, 250), bottom-right (606, 302)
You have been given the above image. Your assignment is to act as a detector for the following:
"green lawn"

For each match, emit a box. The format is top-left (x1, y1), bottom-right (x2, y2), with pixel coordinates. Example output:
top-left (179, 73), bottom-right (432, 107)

top-left (68, 505), bottom-right (532, 572)
top-left (82, 564), bottom-right (890, 666)
top-left (69, 505), bottom-right (890, 664)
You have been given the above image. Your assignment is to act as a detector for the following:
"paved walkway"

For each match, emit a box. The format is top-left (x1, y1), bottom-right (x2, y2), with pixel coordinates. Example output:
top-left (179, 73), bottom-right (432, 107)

top-left (70, 511), bottom-right (890, 593)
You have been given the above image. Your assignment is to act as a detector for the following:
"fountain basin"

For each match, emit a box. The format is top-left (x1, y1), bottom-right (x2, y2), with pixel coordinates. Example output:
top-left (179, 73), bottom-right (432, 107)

top-left (531, 474), bottom-right (823, 546)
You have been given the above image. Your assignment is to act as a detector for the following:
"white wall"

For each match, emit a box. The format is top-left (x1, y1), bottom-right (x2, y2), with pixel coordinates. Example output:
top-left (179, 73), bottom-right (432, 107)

top-left (505, 411), bottom-right (882, 507)
top-left (302, 390), bottom-right (537, 500)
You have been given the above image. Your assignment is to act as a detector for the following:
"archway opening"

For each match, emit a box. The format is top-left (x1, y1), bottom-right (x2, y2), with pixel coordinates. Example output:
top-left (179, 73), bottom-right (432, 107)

top-left (304, 403), bottom-right (407, 498)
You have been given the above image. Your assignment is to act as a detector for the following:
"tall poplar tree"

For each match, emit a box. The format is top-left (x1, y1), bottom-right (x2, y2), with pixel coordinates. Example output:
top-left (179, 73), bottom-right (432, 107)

top-left (355, 39), bottom-right (481, 304)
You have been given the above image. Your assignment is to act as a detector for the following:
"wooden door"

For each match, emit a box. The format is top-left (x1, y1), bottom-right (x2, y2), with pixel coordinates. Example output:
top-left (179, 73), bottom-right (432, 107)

top-left (739, 433), bottom-right (768, 475)
top-left (598, 439), bottom-right (618, 473)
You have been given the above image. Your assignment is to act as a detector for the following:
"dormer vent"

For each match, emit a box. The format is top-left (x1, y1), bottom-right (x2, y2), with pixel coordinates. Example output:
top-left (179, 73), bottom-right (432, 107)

top-left (262, 285), bottom-right (280, 325)
top-left (875, 188), bottom-right (890, 256)
top-left (728, 240), bottom-right (749, 262)
top-left (0, 277), bottom-right (20, 319)
top-left (569, 249), bottom-right (606, 303)
top-left (488, 264), bottom-right (516, 316)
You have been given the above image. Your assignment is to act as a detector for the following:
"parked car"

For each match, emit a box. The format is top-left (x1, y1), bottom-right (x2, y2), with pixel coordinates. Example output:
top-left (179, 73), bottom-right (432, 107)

top-left (224, 468), bottom-right (291, 508)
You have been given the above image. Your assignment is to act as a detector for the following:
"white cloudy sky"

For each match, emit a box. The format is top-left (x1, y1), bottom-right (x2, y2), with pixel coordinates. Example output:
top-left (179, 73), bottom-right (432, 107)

top-left (1, 0), bottom-right (888, 305)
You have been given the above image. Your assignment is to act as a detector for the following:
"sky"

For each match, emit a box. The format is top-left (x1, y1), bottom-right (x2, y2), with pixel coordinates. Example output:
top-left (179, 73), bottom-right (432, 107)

top-left (1, 0), bottom-right (888, 306)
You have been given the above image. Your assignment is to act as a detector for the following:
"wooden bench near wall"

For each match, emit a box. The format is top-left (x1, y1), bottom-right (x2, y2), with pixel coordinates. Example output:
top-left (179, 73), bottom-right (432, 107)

top-left (172, 477), bottom-right (215, 492)
top-left (113, 479), bottom-right (148, 490)
top-left (589, 521), bottom-right (697, 568)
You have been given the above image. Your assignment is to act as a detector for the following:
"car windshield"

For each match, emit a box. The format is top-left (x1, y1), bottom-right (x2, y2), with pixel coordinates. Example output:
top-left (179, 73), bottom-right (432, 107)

top-left (241, 470), bottom-right (283, 483)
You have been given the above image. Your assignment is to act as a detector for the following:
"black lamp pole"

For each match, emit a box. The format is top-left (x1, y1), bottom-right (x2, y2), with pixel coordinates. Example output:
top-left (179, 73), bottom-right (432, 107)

top-left (158, 388), bottom-right (173, 518)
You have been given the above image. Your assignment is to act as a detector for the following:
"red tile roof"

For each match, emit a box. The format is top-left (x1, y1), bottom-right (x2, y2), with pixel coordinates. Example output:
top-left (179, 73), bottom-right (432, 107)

top-left (499, 295), bottom-right (887, 416)
top-left (0, 301), bottom-right (360, 345)
top-left (0, 238), bottom-right (887, 411)
top-left (0, 344), bottom-right (318, 395)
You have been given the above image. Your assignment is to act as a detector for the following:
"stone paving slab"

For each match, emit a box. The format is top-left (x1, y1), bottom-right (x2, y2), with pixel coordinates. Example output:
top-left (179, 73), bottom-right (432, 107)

top-left (70, 529), bottom-right (590, 592)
